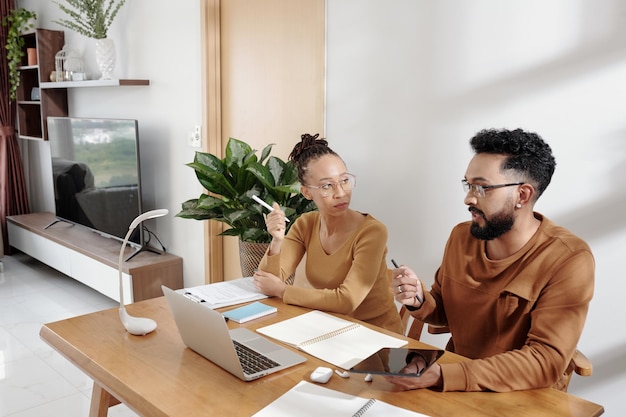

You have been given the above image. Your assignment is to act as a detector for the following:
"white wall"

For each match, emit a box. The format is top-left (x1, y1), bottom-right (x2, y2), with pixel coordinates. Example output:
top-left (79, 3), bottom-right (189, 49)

top-left (17, 0), bottom-right (206, 286)
top-left (327, 0), bottom-right (626, 412)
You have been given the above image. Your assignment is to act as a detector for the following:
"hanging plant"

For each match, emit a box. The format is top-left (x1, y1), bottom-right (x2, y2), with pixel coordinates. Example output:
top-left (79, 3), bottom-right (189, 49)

top-left (2, 8), bottom-right (37, 102)
top-left (53, 0), bottom-right (126, 39)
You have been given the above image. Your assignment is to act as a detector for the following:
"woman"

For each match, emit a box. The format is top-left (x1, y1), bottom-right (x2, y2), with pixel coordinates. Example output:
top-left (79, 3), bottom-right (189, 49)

top-left (253, 133), bottom-right (402, 334)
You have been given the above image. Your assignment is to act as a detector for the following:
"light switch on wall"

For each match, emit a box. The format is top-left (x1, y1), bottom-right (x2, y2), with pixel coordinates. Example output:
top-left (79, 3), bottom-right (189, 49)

top-left (188, 125), bottom-right (201, 148)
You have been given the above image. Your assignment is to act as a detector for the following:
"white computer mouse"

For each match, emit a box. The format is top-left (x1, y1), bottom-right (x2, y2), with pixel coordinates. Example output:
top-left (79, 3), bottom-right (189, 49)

top-left (310, 366), bottom-right (333, 383)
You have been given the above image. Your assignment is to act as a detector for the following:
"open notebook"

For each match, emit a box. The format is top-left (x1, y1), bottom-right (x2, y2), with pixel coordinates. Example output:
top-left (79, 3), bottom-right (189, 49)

top-left (253, 381), bottom-right (431, 417)
top-left (256, 310), bottom-right (407, 369)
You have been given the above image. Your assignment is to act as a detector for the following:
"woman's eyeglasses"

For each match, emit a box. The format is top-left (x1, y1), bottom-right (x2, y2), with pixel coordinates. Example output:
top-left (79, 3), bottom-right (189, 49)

top-left (305, 174), bottom-right (356, 197)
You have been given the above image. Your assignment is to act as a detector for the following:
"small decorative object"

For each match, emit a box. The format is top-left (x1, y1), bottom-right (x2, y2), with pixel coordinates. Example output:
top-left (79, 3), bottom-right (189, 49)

top-left (53, 0), bottom-right (127, 80)
top-left (64, 49), bottom-right (83, 73)
top-left (54, 48), bottom-right (68, 81)
top-left (30, 87), bottom-right (40, 101)
top-left (54, 47), bottom-right (82, 81)
top-left (49, 71), bottom-right (57, 82)
top-left (1, 8), bottom-right (37, 101)
top-left (177, 138), bottom-right (317, 276)
top-left (26, 48), bottom-right (37, 65)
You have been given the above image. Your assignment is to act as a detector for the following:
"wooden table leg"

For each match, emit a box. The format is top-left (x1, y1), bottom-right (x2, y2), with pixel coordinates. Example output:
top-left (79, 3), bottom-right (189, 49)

top-left (89, 382), bottom-right (120, 417)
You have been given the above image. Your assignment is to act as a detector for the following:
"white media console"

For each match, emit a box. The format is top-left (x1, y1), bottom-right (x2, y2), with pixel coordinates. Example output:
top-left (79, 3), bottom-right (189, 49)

top-left (7, 212), bottom-right (183, 303)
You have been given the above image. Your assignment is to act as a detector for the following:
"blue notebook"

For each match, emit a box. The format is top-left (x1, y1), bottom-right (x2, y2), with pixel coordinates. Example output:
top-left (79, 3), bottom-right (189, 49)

top-left (222, 302), bottom-right (277, 323)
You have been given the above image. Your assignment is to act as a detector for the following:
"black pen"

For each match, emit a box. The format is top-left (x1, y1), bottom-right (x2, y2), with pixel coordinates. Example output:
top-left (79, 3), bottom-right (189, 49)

top-left (391, 259), bottom-right (423, 304)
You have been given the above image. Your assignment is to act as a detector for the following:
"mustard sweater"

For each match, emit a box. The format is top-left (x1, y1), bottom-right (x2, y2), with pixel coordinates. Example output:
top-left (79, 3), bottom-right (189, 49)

top-left (414, 213), bottom-right (595, 392)
top-left (259, 211), bottom-right (403, 334)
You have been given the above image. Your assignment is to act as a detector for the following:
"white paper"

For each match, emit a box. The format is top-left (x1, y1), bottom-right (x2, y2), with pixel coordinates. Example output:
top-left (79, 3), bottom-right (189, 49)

top-left (182, 277), bottom-right (268, 309)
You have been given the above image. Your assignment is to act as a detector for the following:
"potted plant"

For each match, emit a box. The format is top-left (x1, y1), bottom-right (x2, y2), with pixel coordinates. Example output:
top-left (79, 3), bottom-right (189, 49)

top-left (52, 0), bottom-right (126, 39)
top-left (2, 8), bottom-right (37, 101)
top-left (177, 137), bottom-right (317, 276)
top-left (53, 0), bottom-right (127, 79)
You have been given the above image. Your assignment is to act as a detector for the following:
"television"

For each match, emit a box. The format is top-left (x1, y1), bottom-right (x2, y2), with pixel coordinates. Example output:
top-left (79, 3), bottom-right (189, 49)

top-left (46, 117), bottom-right (144, 246)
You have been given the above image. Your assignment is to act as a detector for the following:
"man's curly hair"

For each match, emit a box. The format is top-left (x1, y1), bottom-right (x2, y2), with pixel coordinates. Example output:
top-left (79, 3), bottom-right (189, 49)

top-left (470, 128), bottom-right (556, 200)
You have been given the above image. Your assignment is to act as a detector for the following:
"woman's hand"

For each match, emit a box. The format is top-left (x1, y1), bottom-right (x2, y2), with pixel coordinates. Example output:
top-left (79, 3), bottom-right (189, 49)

top-left (253, 269), bottom-right (287, 298)
top-left (390, 264), bottom-right (424, 309)
top-left (264, 202), bottom-right (287, 242)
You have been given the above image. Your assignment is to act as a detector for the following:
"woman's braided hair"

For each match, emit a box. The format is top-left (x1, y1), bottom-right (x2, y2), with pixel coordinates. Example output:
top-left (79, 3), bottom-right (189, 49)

top-left (288, 133), bottom-right (338, 184)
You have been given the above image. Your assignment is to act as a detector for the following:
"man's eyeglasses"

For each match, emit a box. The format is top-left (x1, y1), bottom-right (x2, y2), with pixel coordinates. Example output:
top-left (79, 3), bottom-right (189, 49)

top-left (306, 174), bottom-right (356, 198)
top-left (462, 179), bottom-right (523, 198)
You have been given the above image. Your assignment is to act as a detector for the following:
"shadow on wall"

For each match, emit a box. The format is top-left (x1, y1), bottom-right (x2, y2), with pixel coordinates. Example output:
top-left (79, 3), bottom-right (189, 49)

top-left (555, 135), bottom-right (626, 242)
top-left (557, 189), bottom-right (626, 242)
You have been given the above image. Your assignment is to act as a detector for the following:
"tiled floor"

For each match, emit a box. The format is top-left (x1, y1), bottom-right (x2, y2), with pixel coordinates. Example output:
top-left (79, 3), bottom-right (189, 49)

top-left (0, 252), bottom-right (139, 417)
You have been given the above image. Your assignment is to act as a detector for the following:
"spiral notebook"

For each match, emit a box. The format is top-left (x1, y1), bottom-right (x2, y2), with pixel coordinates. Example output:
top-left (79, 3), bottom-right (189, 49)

top-left (252, 381), bottom-right (431, 417)
top-left (255, 310), bottom-right (407, 369)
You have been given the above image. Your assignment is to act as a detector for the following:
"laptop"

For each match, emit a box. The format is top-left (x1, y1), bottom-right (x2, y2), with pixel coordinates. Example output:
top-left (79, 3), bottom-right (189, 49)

top-left (161, 285), bottom-right (306, 381)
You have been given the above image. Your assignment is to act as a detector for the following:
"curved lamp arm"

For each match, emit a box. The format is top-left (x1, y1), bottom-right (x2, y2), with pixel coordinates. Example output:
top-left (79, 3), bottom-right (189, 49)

top-left (118, 209), bottom-right (168, 335)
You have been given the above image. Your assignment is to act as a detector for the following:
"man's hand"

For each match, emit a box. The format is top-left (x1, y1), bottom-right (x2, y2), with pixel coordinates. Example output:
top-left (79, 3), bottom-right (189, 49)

top-left (385, 363), bottom-right (443, 391)
top-left (390, 264), bottom-right (424, 309)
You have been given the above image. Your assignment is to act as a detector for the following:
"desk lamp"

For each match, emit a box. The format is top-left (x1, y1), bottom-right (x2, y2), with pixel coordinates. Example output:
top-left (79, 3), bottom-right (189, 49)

top-left (118, 209), bottom-right (168, 335)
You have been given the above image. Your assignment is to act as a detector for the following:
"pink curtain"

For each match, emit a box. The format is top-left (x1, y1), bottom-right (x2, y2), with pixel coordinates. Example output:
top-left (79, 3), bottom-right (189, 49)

top-left (1, 0), bottom-right (30, 255)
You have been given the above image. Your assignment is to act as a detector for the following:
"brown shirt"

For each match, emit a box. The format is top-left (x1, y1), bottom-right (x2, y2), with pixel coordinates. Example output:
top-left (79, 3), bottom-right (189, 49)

top-left (414, 213), bottom-right (594, 391)
top-left (259, 211), bottom-right (403, 334)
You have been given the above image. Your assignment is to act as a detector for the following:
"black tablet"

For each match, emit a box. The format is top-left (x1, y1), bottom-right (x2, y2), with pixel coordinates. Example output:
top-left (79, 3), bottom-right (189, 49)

top-left (349, 348), bottom-right (444, 377)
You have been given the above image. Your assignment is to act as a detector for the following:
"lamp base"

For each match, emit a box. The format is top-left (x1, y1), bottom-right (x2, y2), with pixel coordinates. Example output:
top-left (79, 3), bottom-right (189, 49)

top-left (119, 307), bottom-right (157, 336)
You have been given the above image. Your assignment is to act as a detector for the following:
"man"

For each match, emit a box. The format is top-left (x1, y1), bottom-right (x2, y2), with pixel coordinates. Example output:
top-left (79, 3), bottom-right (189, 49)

top-left (389, 128), bottom-right (594, 392)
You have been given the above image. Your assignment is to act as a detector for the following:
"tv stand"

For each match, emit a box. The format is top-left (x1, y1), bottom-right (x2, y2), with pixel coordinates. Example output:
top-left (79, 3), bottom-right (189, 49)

top-left (6, 212), bottom-right (183, 303)
top-left (43, 217), bottom-right (72, 229)
top-left (125, 244), bottom-right (162, 262)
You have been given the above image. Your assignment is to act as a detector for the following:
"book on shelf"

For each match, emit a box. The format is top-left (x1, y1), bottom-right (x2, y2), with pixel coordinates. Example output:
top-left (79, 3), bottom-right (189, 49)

top-left (256, 310), bottom-right (407, 369)
top-left (180, 277), bottom-right (268, 309)
top-left (222, 301), bottom-right (277, 323)
top-left (252, 381), bottom-right (431, 417)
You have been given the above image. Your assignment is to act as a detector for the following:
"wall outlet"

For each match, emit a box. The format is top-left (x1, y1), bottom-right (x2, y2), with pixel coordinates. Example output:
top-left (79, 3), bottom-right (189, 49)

top-left (188, 125), bottom-right (201, 148)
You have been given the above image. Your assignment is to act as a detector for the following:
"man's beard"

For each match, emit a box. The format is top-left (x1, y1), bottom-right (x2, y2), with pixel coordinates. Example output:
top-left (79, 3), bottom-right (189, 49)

top-left (469, 206), bottom-right (515, 240)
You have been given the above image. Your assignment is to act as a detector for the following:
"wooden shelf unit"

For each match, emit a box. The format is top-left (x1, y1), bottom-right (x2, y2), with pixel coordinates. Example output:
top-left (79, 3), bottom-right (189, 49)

top-left (16, 29), bottom-right (68, 141)
top-left (7, 212), bottom-right (183, 303)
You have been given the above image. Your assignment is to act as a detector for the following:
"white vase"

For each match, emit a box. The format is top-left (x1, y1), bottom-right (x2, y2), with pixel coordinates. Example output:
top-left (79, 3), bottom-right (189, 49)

top-left (95, 38), bottom-right (116, 80)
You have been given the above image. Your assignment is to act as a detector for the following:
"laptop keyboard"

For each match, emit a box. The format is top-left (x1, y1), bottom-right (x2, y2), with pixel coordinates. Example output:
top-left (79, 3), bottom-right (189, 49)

top-left (233, 340), bottom-right (280, 374)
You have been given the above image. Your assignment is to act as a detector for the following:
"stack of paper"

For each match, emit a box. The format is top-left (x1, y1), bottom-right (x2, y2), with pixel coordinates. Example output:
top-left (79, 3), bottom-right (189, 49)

top-left (181, 277), bottom-right (268, 309)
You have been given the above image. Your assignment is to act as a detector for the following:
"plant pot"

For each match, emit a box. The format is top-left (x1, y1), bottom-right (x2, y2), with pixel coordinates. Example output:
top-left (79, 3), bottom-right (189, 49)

top-left (238, 240), bottom-right (269, 278)
top-left (95, 38), bottom-right (116, 80)
top-left (238, 240), bottom-right (295, 284)
top-left (27, 48), bottom-right (37, 66)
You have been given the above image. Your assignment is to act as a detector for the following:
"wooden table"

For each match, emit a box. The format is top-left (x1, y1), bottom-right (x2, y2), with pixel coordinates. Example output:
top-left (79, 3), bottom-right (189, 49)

top-left (39, 297), bottom-right (604, 417)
